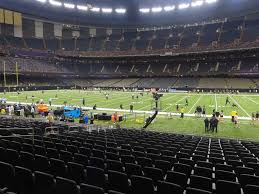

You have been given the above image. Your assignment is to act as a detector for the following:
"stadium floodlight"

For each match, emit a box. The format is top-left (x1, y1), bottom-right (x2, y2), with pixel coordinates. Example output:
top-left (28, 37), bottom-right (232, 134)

top-left (115, 8), bottom-right (126, 14)
top-left (77, 5), bottom-right (88, 11)
top-left (191, 1), bottom-right (204, 7)
top-left (151, 7), bottom-right (162, 13)
top-left (64, 3), bottom-right (75, 9)
top-left (205, 0), bottom-right (217, 4)
top-left (91, 7), bottom-right (100, 12)
top-left (164, 5), bottom-right (175, 12)
top-left (102, 8), bottom-right (113, 13)
top-left (139, 8), bottom-right (150, 13)
top-left (36, 0), bottom-right (47, 3)
top-left (178, 3), bottom-right (190, 9)
top-left (49, 0), bottom-right (62, 7)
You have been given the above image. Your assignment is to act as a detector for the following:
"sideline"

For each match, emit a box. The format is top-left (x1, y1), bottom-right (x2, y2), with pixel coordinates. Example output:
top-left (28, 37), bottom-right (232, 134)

top-left (6, 100), bottom-right (252, 121)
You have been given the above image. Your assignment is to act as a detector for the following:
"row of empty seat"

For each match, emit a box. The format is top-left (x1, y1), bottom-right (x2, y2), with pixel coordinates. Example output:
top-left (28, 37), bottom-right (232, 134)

top-left (0, 122), bottom-right (259, 193)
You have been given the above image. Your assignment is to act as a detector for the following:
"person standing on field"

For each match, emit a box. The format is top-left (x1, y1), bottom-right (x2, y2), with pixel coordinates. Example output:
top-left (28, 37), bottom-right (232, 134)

top-left (180, 107), bottom-right (185, 118)
top-left (185, 98), bottom-right (188, 106)
top-left (204, 117), bottom-right (209, 132)
top-left (130, 104), bottom-right (133, 113)
top-left (82, 98), bottom-right (85, 106)
top-left (49, 98), bottom-right (52, 106)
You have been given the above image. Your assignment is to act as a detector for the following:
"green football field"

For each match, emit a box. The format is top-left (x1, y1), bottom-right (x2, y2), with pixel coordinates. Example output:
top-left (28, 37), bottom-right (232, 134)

top-left (1, 90), bottom-right (259, 141)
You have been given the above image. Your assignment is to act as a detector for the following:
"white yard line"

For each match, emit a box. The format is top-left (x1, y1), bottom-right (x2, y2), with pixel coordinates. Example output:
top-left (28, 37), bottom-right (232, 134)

top-left (214, 93), bottom-right (218, 111)
top-left (163, 96), bottom-right (187, 111)
top-left (228, 94), bottom-right (251, 117)
top-left (188, 95), bottom-right (202, 114)
top-left (139, 94), bottom-right (180, 111)
top-left (244, 96), bottom-right (259, 105)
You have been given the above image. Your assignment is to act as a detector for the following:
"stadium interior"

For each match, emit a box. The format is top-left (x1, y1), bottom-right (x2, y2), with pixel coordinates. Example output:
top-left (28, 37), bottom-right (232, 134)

top-left (0, 0), bottom-right (259, 194)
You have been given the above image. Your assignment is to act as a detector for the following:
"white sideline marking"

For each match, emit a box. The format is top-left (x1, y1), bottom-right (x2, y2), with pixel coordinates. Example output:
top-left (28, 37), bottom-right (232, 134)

top-left (228, 95), bottom-right (250, 117)
top-left (6, 101), bottom-right (252, 121)
top-left (188, 95), bottom-right (202, 114)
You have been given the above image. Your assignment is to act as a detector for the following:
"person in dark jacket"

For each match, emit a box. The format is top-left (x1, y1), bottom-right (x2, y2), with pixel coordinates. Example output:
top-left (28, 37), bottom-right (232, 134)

top-left (204, 117), bottom-right (209, 132)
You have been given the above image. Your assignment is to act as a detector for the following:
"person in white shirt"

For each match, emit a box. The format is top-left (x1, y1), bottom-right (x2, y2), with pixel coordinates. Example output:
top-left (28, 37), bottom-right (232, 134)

top-left (31, 106), bottom-right (35, 118)
top-left (8, 105), bottom-right (12, 116)
top-left (20, 108), bottom-right (25, 117)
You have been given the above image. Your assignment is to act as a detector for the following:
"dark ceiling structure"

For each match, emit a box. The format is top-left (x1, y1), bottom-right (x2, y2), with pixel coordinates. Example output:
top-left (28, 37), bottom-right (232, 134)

top-left (0, 0), bottom-right (259, 27)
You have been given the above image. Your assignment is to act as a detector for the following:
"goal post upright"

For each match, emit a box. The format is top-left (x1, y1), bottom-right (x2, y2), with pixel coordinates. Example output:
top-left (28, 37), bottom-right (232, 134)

top-left (3, 60), bottom-right (7, 87)
top-left (16, 62), bottom-right (19, 87)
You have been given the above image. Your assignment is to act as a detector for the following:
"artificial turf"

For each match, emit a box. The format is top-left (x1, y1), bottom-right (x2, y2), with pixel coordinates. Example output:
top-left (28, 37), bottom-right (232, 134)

top-left (1, 90), bottom-right (259, 141)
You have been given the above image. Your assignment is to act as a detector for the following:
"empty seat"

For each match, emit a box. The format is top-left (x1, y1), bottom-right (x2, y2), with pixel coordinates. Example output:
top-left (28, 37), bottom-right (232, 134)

top-left (89, 157), bottom-right (105, 169)
top-left (68, 162), bottom-right (85, 183)
top-left (174, 163), bottom-right (192, 176)
top-left (194, 166), bottom-right (212, 178)
top-left (108, 170), bottom-right (129, 193)
top-left (86, 166), bottom-right (106, 188)
top-left (119, 149), bottom-right (131, 155)
top-left (197, 161), bottom-right (213, 170)
top-left (146, 153), bottom-right (161, 161)
top-left (79, 147), bottom-right (91, 157)
top-left (14, 166), bottom-right (34, 194)
top-left (80, 183), bottom-right (104, 194)
top-left (166, 171), bottom-right (187, 188)
top-left (244, 184), bottom-right (259, 194)
top-left (125, 163), bottom-right (142, 176)
top-left (157, 181), bottom-right (183, 194)
top-left (215, 164), bottom-right (233, 172)
top-left (131, 175), bottom-right (155, 194)
top-left (227, 160), bottom-right (243, 167)
top-left (60, 150), bottom-right (73, 163)
top-left (56, 143), bottom-right (66, 151)
top-left (20, 151), bottom-right (34, 170)
top-left (6, 148), bottom-right (20, 166)
top-left (0, 147), bottom-right (6, 161)
top-left (235, 166), bottom-right (254, 177)
top-left (215, 170), bottom-right (236, 182)
top-left (107, 159), bottom-right (123, 172)
top-left (34, 171), bottom-right (55, 194)
top-left (209, 157), bottom-right (225, 164)
top-left (0, 161), bottom-right (15, 190)
top-left (136, 157), bottom-right (152, 167)
top-left (47, 148), bottom-right (60, 159)
top-left (55, 176), bottom-right (78, 194)
top-left (161, 155), bottom-right (177, 163)
top-left (239, 174), bottom-right (259, 187)
top-left (106, 152), bottom-right (120, 161)
top-left (190, 175), bottom-right (212, 192)
top-left (143, 167), bottom-right (164, 184)
top-left (34, 145), bottom-right (46, 156)
top-left (216, 180), bottom-right (241, 194)
top-left (121, 155), bottom-right (135, 164)
top-left (34, 154), bottom-right (50, 173)
top-left (155, 160), bottom-right (172, 174)
top-left (92, 149), bottom-right (105, 159)
top-left (132, 151), bottom-right (146, 158)
top-left (22, 143), bottom-right (34, 153)
top-left (179, 158), bottom-right (195, 167)
top-left (107, 190), bottom-right (124, 194)
top-left (67, 145), bottom-right (78, 153)
top-left (50, 158), bottom-right (67, 177)
top-left (186, 187), bottom-right (212, 194)
top-left (74, 153), bottom-right (88, 167)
